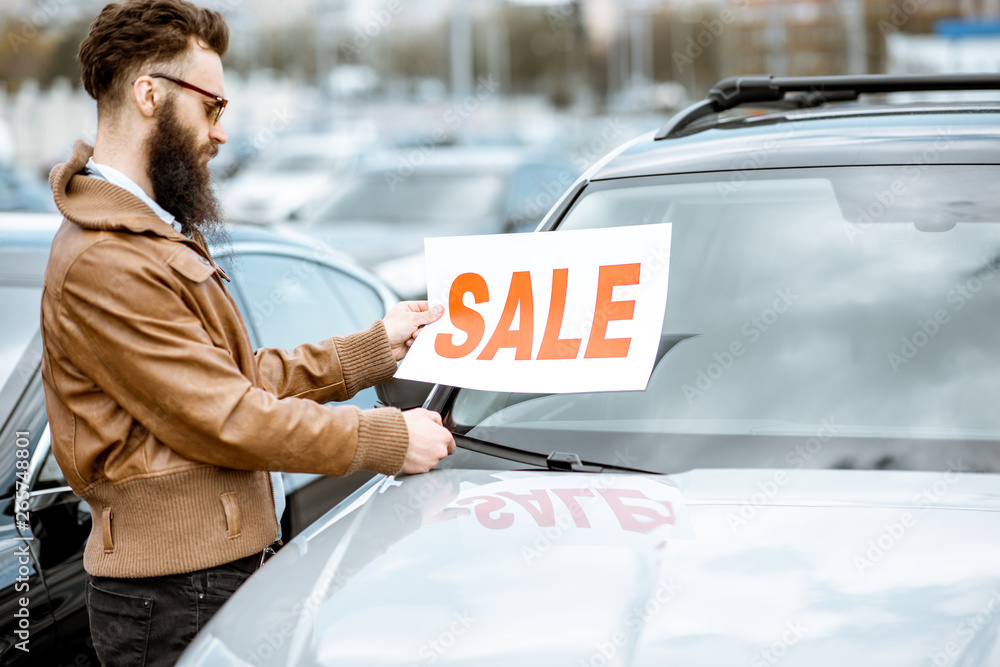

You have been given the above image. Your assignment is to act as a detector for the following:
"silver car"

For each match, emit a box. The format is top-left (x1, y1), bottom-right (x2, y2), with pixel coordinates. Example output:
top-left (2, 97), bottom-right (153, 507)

top-left (182, 74), bottom-right (1000, 666)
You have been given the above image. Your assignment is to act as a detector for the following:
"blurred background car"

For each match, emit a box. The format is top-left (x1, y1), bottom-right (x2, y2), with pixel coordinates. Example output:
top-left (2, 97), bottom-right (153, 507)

top-left (0, 161), bottom-right (54, 213)
top-left (282, 145), bottom-right (578, 299)
top-left (181, 74), bottom-right (1000, 667)
top-left (219, 128), bottom-right (383, 225)
top-left (0, 212), bottom-right (401, 665)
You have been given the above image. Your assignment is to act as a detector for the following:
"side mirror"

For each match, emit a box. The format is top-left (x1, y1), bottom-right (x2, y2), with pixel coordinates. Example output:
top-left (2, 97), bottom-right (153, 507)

top-left (375, 379), bottom-right (436, 410)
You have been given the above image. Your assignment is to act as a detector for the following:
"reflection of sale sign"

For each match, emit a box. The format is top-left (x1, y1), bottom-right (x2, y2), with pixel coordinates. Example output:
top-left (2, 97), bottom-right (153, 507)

top-left (395, 223), bottom-right (671, 393)
top-left (443, 473), bottom-right (695, 552)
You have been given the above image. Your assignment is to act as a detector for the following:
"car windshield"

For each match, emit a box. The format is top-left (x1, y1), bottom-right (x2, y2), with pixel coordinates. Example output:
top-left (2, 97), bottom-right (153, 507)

top-left (313, 172), bottom-right (505, 227)
top-left (447, 165), bottom-right (1000, 474)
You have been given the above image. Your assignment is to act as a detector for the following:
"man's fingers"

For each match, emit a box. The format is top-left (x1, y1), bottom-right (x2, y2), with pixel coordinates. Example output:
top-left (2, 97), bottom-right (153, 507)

top-left (410, 305), bottom-right (444, 327)
top-left (392, 300), bottom-right (429, 313)
top-left (401, 409), bottom-right (454, 474)
top-left (406, 407), bottom-right (443, 426)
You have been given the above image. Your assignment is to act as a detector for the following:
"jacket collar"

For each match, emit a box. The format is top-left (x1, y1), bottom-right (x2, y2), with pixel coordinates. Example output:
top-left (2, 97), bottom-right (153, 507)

top-left (49, 140), bottom-right (190, 242)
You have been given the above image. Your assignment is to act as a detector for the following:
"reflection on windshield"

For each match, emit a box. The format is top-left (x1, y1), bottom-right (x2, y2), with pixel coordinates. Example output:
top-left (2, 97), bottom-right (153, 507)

top-left (315, 172), bottom-right (505, 225)
top-left (448, 166), bottom-right (1000, 472)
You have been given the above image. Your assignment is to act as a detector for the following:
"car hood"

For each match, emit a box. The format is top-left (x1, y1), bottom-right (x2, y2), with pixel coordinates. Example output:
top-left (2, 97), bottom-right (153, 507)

top-left (181, 468), bottom-right (1000, 666)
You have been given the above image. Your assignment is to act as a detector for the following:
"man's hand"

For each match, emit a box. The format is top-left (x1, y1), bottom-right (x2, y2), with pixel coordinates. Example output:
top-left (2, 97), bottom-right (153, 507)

top-left (400, 408), bottom-right (456, 474)
top-left (384, 301), bottom-right (444, 361)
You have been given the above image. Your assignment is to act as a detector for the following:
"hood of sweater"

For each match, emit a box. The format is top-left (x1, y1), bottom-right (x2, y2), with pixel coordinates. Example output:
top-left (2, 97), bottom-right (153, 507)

top-left (49, 140), bottom-right (192, 241)
top-left (49, 140), bottom-right (225, 261)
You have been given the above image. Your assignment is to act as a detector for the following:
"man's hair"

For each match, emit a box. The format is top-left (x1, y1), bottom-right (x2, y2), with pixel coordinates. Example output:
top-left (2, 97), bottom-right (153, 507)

top-left (78, 0), bottom-right (228, 117)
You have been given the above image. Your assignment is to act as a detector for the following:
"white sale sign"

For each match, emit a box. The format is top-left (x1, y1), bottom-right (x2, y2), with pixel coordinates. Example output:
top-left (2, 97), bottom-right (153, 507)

top-left (395, 223), bottom-right (672, 394)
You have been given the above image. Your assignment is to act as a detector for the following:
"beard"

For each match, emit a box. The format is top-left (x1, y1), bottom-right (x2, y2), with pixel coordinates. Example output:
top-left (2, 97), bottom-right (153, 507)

top-left (145, 96), bottom-right (230, 250)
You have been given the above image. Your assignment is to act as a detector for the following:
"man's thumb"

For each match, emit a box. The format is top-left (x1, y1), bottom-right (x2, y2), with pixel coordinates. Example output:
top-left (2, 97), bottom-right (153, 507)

top-left (414, 305), bottom-right (444, 326)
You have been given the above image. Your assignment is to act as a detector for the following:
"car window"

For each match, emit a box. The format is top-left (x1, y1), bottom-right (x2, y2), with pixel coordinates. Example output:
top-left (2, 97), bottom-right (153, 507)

top-left (0, 286), bottom-right (43, 391)
top-left (320, 266), bottom-right (386, 328)
top-left (447, 165), bottom-right (1000, 474)
top-left (226, 253), bottom-right (384, 346)
top-left (0, 369), bottom-right (47, 500)
top-left (223, 253), bottom-right (388, 410)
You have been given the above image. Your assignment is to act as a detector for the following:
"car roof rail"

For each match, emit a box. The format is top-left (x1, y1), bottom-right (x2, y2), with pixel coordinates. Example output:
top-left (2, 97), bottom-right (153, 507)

top-left (654, 73), bottom-right (1000, 140)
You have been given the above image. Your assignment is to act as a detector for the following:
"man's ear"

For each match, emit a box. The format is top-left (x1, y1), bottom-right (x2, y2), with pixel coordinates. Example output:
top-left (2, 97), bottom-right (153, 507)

top-left (131, 76), bottom-right (158, 120)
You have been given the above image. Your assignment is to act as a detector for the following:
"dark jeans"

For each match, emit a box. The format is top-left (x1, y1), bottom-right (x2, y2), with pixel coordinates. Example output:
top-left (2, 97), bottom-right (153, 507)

top-left (86, 563), bottom-right (251, 667)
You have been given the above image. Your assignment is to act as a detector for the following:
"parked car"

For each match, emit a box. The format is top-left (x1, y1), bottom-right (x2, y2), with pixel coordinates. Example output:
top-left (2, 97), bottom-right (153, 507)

top-left (182, 74), bottom-right (1000, 666)
top-left (0, 161), bottom-right (54, 212)
top-left (0, 213), bottom-right (401, 664)
top-left (285, 145), bottom-right (578, 299)
top-left (220, 130), bottom-right (383, 225)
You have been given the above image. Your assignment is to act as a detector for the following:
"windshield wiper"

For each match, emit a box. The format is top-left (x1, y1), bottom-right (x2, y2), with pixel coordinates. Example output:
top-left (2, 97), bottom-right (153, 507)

top-left (453, 432), bottom-right (661, 475)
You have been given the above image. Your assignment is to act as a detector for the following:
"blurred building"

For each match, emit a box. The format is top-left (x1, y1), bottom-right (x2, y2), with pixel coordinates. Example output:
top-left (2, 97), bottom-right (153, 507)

top-left (589, 0), bottom-right (998, 102)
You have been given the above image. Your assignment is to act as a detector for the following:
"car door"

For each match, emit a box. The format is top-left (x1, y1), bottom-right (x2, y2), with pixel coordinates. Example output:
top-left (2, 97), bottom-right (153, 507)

top-left (23, 420), bottom-right (94, 659)
top-left (219, 248), bottom-right (390, 407)
top-left (0, 335), bottom-right (59, 663)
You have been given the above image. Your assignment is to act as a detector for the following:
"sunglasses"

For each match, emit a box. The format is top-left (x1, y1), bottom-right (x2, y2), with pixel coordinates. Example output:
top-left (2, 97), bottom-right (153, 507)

top-left (150, 73), bottom-right (228, 126)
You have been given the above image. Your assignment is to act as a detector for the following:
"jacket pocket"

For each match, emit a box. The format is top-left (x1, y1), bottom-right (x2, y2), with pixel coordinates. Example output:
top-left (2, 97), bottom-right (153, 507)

top-left (166, 247), bottom-right (215, 283)
top-left (219, 492), bottom-right (242, 538)
top-left (102, 506), bottom-right (114, 553)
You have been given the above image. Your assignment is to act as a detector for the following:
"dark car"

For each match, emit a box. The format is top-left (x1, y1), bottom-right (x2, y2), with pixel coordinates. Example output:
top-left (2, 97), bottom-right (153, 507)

top-left (183, 74), bottom-right (1000, 667)
top-left (284, 145), bottom-right (578, 299)
top-left (0, 162), bottom-right (53, 213)
top-left (0, 213), bottom-right (401, 663)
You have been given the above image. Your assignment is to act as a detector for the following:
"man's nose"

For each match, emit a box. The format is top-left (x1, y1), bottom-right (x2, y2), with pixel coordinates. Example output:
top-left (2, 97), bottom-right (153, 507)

top-left (210, 123), bottom-right (228, 145)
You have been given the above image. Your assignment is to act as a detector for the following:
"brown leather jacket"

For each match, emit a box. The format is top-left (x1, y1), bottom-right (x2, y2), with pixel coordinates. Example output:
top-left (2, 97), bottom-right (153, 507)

top-left (41, 141), bottom-right (409, 578)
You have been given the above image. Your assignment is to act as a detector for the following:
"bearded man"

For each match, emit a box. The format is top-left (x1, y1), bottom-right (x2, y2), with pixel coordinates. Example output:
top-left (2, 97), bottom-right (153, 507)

top-left (41, 2), bottom-right (454, 665)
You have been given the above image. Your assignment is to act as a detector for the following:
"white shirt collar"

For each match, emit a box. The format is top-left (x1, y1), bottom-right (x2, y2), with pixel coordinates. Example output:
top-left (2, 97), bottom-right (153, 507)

top-left (84, 157), bottom-right (185, 236)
